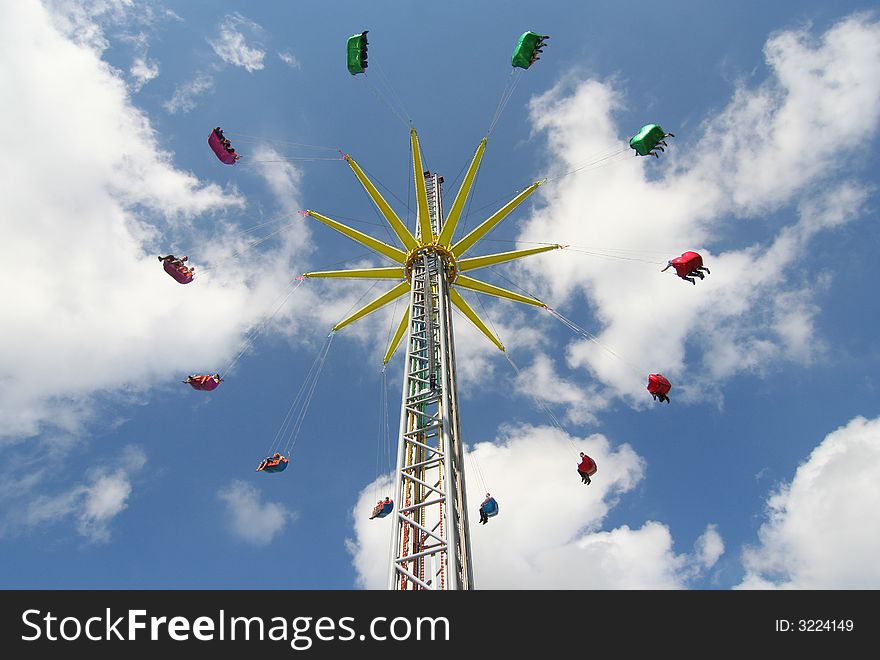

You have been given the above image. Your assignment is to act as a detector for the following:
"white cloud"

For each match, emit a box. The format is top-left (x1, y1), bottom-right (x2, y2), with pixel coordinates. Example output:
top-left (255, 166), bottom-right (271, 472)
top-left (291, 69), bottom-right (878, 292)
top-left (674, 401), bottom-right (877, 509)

top-left (249, 145), bottom-right (304, 206)
top-left (208, 13), bottom-right (266, 72)
top-left (117, 32), bottom-right (162, 92)
top-left (77, 472), bottom-right (132, 541)
top-left (738, 415), bottom-right (880, 589)
top-left (45, 0), bottom-right (180, 54)
top-left (43, 2), bottom-right (178, 93)
top-left (515, 14), bottom-right (880, 406)
top-left (130, 55), bottom-right (159, 91)
top-left (345, 474), bottom-right (394, 590)
top-left (510, 351), bottom-right (611, 425)
top-left (448, 293), bottom-right (546, 392)
top-left (693, 524), bottom-right (725, 570)
top-left (690, 16), bottom-right (880, 213)
top-left (2, 444), bottom-right (146, 542)
top-left (217, 480), bottom-right (293, 545)
top-left (163, 72), bottom-right (214, 114)
top-left (348, 425), bottom-right (722, 588)
top-left (278, 51), bottom-right (300, 69)
top-left (43, 0), bottom-right (132, 52)
top-left (0, 2), bottom-right (323, 441)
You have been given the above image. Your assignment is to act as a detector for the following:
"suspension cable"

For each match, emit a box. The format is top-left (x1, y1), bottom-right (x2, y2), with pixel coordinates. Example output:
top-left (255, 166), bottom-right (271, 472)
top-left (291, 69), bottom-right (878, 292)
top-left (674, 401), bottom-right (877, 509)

top-left (219, 276), bottom-right (306, 378)
top-left (483, 267), bottom-right (644, 377)
top-left (374, 365), bottom-right (393, 503)
top-left (266, 331), bottom-right (336, 457)
top-left (544, 307), bottom-right (643, 377)
top-left (466, 443), bottom-right (491, 498)
top-left (502, 350), bottom-right (580, 455)
top-left (224, 133), bottom-right (339, 152)
top-left (337, 278), bottom-right (383, 322)
top-left (543, 148), bottom-right (635, 183)
top-left (212, 132), bottom-right (343, 167)
top-left (477, 237), bottom-right (676, 257)
top-left (194, 222), bottom-right (300, 275)
top-left (167, 214), bottom-right (298, 273)
top-left (458, 150), bottom-right (485, 239)
top-left (358, 72), bottom-right (411, 130)
top-left (283, 332), bottom-right (334, 455)
top-left (353, 162), bottom-right (405, 247)
top-left (374, 298), bottom-right (400, 499)
top-left (374, 61), bottom-right (412, 126)
top-left (455, 144), bottom-right (634, 225)
top-left (235, 156), bottom-right (343, 167)
top-left (456, 289), bottom-right (579, 456)
top-left (486, 69), bottom-right (522, 137)
top-left (267, 333), bottom-right (327, 455)
top-left (561, 247), bottom-right (665, 266)
top-left (358, 161), bottom-right (413, 221)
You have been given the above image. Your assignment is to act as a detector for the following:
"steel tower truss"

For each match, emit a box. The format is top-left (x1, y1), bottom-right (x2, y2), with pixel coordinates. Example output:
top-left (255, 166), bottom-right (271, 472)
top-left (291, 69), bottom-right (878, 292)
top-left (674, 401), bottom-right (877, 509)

top-left (388, 173), bottom-right (473, 590)
top-left (302, 129), bottom-right (558, 590)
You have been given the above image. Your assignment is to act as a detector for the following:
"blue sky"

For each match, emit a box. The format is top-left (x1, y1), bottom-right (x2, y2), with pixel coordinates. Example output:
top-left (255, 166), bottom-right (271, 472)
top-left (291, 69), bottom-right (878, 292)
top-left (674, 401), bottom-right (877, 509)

top-left (2, 0), bottom-right (880, 590)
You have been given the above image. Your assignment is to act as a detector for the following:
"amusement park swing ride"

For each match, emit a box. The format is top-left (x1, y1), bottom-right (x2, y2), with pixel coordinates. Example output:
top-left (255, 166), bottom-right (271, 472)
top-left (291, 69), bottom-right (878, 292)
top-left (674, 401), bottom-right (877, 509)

top-left (175, 30), bottom-right (692, 590)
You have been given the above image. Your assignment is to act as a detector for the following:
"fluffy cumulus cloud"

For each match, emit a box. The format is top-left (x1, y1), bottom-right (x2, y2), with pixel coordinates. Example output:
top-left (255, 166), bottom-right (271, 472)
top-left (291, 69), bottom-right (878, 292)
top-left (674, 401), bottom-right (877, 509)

top-left (0, 445), bottom-right (147, 542)
top-left (207, 13), bottom-right (266, 72)
top-left (0, 1), bottom-right (315, 441)
top-left (347, 425), bottom-right (723, 588)
top-left (217, 480), bottom-right (293, 545)
top-left (738, 415), bottom-right (880, 589)
top-left (514, 14), bottom-right (880, 407)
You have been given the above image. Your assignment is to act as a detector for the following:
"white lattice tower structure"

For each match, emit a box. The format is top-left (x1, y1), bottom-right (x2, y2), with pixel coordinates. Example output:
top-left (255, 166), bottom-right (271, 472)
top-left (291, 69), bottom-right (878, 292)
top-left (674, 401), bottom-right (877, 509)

top-left (303, 129), bottom-right (559, 589)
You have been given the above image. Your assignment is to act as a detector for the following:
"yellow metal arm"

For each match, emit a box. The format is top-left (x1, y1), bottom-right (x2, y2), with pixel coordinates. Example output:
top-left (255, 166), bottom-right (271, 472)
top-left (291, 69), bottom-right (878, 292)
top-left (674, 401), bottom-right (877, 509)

top-left (345, 155), bottom-right (419, 251)
top-left (304, 210), bottom-right (407, 264)
top-left (451, 181), bottom-right (543, 257)
top-left (454, 275), bottom-right (546, 307)
top-left (410, 129), bottom-right (434, 243)
top-left (457, 244), bottom-right (560, 273)
top-left (449, 289), bottom-right (504, 351)
top-left (333, 282), bottom-right (411, 332)
top-left (304, 267), bottom-right (405, 280)
top-left (438, 138), bottom-right (487, 247)
top-left (383, 308), bottom-right (410, 364)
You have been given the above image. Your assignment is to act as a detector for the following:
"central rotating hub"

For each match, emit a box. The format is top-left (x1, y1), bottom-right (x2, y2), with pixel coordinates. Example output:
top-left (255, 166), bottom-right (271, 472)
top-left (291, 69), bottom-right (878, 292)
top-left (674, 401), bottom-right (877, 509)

top-left (404, 243), bottom-right (458, 284)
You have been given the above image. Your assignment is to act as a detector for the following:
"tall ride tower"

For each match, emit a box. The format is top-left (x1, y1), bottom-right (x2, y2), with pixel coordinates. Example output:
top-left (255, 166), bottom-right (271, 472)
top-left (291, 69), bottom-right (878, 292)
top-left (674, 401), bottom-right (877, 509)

top-left (387, 170), bottom-right (472, 589)
top-left (303, 129), bottom-right (560, 589)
